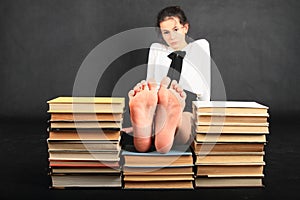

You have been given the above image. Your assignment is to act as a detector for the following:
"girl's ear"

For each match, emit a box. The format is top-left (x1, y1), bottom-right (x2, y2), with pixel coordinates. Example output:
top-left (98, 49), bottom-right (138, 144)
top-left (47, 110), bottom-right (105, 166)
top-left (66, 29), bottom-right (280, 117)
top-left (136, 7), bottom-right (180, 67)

top-left (183, 23), bottom-right (189, 34)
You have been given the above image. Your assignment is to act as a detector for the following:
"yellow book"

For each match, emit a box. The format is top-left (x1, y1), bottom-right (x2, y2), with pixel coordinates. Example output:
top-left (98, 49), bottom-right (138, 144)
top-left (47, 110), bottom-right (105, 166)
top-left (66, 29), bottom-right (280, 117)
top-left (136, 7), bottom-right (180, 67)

top-left (47, 97), bottom-right (125, 113)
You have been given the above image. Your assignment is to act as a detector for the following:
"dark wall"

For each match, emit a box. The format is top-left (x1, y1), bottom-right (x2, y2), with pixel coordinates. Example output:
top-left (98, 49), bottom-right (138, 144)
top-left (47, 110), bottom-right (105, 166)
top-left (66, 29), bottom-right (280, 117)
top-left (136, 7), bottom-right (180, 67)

top-left (0, 0), bottom-right (299, 121)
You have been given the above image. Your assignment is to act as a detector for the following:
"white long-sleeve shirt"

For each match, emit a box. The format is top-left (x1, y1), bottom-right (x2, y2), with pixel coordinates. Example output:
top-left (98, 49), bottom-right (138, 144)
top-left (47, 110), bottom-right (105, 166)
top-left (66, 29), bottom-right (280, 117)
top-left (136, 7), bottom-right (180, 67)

top-left (146, 39), bottom-right (211, 101)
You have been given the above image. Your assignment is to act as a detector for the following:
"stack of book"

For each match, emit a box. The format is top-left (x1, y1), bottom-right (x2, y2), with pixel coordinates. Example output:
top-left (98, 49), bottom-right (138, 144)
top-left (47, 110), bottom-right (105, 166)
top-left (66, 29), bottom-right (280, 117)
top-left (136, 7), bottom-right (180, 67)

top-left (192, 101), bottom-right (269, 188)
top-left (121, 145), bottom-right (194, 189)
top-left (46, 96), bottom-right (125, 188)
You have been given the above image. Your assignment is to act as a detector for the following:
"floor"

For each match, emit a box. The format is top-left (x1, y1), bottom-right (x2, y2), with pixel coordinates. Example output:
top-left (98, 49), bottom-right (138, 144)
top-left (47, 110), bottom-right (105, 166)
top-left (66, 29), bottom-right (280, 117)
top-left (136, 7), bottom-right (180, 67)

top-left (0, 115), bottom-right (298, 200)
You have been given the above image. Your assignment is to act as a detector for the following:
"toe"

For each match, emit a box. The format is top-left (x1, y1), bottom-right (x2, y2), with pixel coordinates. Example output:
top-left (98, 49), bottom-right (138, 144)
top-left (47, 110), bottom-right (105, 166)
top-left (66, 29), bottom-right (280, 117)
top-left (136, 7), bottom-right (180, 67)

top-left (134, 83), bottom-right (142, 92)
top-left (170, 80), bottom-right (178, 89)
top-left (148, 78), bottom-right (158, 91)
top-left (140, 80), bottom-right (149, 90)
top-left (180, 90), bottom-right (187, 99)
top-left (175, 85), bottom-right (183, 93)
top-left (128, 90), bottom-right (135, 100)
top-left (160, 76), bottom-right (171, 88)
top-left (172, 82), bottom-right (183, 93)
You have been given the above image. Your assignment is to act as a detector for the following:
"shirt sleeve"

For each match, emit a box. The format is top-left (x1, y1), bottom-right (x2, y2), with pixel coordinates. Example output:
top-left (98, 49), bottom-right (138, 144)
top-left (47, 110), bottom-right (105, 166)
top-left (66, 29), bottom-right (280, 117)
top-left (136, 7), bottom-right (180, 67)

top-left (194, 39), bottom-right (211, 101)
top-left (146, 43), bottom-right (157, 81)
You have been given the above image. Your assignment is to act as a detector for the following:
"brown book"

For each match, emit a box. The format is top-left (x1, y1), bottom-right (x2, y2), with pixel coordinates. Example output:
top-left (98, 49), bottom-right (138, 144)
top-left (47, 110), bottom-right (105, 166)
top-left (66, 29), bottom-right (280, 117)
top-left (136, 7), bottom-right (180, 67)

top-left (122, 145), bottom-right (193, 167)
top-left (48, 151), bottom-right (120, 161)
top-left (195, 152), bottom-right (264, 164)
top-left (196, 163), bottom-right (265, 176)
top-left (124, 180), bottom-right (193, 189)
top-left (195, 133), bottom-right (267, 143)
top-left (123, 155), bottom-right (193, 167)
top-left (123, 175), bottom-right (194, 181)
top-left (192, 101), bottom-right (268, 115)
top-left (48, 130), bottom-right (121, 141)
top-left (195, 124), bottom-right (269, 134)
top-left (195, 175), bottom-right (264, 187)
top-left (50, 113), bottom-right (123, 121)
top-left (192, 141), bottom-right (265, 153)
top-left (51, 174), bottom-right (122, 188)
top-left (51, 167), bottom-right (120, 174)
top-left (47, 97), bottom-right (125, 113)
top-left (196, 122), bottom-right (269, 126)
top-left (47, 140), bottom-right (120, 151)
top-left (123, 166), bottom-right (194, 175)
top-left (194, 114), bottom-right (268, 124)
top-left (50, 121), bottom-right (122, 129)
top-left (49, 160), bottom-right (120, 168)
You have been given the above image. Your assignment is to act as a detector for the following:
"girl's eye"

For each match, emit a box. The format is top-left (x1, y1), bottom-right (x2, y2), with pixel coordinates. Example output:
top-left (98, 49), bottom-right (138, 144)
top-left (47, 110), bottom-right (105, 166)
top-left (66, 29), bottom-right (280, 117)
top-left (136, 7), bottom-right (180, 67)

top-left (174, 28), bottom-right (179, 31)
top-left (163, 31), bottom-right (170, 35)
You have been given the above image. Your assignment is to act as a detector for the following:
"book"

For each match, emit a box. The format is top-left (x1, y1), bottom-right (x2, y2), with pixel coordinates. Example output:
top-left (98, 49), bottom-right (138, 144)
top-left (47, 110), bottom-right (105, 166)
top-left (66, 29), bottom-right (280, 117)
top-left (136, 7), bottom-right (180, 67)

top-left (195, 152), bottom-right (265, 164)
top-left (123, 155), bottom-right (193, 167)
top-left (195, 124), bottom-right (269, 134)
top-left (48, 96), bottom-right (125, 104)
top-left (48, 130), bottom-right (121, 141)
top-left (51, 174), bottom-right (122, 188)
top-left (50, 121), bottom-right (122, 129)
top-left (194, 114), bottom-right (268, 124)
top-left (195, 122), bottom-right (269, 126)
top-left (124, 181), bottom-right (194, 189)
top-left (192, 141), bottom-right (265, 152)
top-left (51, 167), bottom-right (120, 174)
top-left (192, 101), bottom-right (268, 115)
top-left (47, 97), bottom-right (125, 113)
top-left (48, 151), bottom-right (120, 161)
top-left (196, 163), bottom-right (265, 176)
top-left (49, 160), bottom-right (120, 168)
top-left (50, 113), bottom-right (123, 121)
top-left (122, 166), bottom-right (194, 175)
top-left (124, 175), bottom-right (194, 181)
top-left (122, 145), bottom-right (193, 167)
top-left (195, 175), bottom-right (264, 187)
top-left (195, 133), bottom-right (266, 143)
top-left (47, 140), bottom-right (120, 151)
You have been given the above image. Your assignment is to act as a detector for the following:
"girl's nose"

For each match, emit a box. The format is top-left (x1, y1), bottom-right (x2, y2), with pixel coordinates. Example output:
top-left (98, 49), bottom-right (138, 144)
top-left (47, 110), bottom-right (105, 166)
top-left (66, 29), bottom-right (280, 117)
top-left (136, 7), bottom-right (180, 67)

top-left (170, 31), bottom-right (176, 39)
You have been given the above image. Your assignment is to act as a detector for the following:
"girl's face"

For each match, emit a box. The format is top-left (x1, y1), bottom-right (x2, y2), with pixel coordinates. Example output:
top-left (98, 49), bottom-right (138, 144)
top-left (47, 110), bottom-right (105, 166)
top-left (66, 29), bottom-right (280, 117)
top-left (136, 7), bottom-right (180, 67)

top-left (159, 16), bottom-right (189, 50)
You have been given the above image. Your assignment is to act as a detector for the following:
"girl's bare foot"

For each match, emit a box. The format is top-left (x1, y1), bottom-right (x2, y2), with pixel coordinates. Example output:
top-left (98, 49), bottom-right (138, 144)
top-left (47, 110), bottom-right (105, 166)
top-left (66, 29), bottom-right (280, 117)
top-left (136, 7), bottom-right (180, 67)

top-left (154, 77), bottom-right (186, 153)
top-left (128, 79), bottom-right (158, 152)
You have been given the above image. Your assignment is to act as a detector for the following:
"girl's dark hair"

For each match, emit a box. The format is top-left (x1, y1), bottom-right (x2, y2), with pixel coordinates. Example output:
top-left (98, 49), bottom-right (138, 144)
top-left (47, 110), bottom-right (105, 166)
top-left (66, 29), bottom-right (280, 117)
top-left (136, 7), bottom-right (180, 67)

top-left (156, 6), bottom-right (189, 27)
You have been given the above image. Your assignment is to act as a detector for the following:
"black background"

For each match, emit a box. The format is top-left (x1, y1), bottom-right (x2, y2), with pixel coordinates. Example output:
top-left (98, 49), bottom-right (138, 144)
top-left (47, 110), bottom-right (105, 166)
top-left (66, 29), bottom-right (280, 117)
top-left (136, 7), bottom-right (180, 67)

top-left (0, 0), bottom-right (299, 199)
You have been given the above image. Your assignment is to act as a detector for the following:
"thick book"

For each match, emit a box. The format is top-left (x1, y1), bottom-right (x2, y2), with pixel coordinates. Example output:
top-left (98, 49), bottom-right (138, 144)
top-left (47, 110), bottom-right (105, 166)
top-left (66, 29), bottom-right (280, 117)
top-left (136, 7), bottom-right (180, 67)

top-left (49, 160), bottom-right (120, 168)
top-left (195, 133), bottom-right (267, 143)
top-left (195, 124), bottom-right (269, 134)
top-left (194, 114), bottom-right (269, 124)
top-left (195, 151), bottom-right (265, 164)
top-left (50, 121), bottom-right (122, 129)
top-left (124, 180), bottom-right (194, 189)
top-left (47, 140), bottom-right (121, 151)
top-left (195, 122), bottom-right (269, 126)
top-left (48, 130), bottom-right (121, 141)
top-left (196, 163), bottom-right (265, 176)
top-left (122, 145), bottom-right (193, 167)
top-left (47, 96), bottom-right (125, 113)
top-left (124, 174), bottom-right (194, 181)
top-left (48, 150), bottom-right (120, 161)
top-left (195, 175), bottom-right (264, 187)
top-left (192, 101), bottom-right (268, 115)
top-left (122, 166), bottom-right (194, 175)
top-left (50, 167), bottom-right (120, 174)
top-left (50, 174), bottom-right (122, 188)
top-left (192, 141), bottom-right (265, 152)
top-left (50, 113), bottom-right (123, 121)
